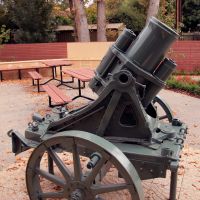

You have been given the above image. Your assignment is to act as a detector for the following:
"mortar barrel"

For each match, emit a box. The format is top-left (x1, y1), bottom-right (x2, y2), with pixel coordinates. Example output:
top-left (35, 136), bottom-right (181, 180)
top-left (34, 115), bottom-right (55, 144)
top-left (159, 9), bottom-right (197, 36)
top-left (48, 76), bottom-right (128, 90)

top-left (142, 58), bottom-right (177, 107)
top-left (115, 28), bottom-right (136, 52)
top-left (90, 28), bottom-right (136, 93)
top-left (126, 17), bottom-right (179, 74)
top-left (96, 28), bottom-right (136, 76)
top-left (154, 58), bottom-right (176, 81)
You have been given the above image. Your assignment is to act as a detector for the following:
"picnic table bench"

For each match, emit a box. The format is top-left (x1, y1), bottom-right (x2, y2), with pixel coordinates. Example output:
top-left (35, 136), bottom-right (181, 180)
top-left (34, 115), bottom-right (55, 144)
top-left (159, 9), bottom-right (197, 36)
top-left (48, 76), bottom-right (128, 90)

top-left (62, 68), bottom-right (94, 101)
top-left (28, 71), bottom-right (43, 92)
top-left (42, 84), bottom-right (72, 107)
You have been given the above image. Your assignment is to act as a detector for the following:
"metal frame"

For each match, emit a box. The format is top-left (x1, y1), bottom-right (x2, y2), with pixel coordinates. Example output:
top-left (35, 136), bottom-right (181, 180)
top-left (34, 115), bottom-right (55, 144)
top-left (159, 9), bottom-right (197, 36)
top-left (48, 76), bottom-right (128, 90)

top-left (26, 131), bottom-right (144, 200)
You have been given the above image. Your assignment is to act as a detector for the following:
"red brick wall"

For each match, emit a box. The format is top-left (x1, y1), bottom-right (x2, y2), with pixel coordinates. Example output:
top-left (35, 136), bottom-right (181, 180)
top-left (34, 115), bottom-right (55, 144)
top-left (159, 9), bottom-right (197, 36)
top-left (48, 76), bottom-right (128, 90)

top-left (0, 42), bottom-right (68, 61)
top-left (0, 41), bottom-right (199, 72)
top-left (169, 41), bottom-right (200, 71)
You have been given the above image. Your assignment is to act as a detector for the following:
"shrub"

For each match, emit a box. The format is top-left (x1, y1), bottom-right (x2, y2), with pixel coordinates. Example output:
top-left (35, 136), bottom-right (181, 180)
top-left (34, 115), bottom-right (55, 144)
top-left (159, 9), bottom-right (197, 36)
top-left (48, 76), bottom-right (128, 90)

top-left (166, 76), bottom-right (200, 96)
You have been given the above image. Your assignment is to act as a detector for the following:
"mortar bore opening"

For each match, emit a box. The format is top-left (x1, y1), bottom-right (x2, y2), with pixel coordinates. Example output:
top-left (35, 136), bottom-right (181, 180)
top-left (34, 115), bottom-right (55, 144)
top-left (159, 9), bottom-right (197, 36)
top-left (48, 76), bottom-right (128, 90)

top-left (119, 73), bottom-right (129, 83)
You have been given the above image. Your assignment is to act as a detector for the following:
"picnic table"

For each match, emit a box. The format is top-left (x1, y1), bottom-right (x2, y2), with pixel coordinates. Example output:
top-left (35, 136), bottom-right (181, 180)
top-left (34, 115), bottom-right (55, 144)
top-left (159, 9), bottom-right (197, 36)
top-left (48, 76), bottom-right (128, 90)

top-left (0, 60), bottom-right (72, 83)
top-left (62, 68), bottom-right (94, 100)
top-left (0, 63), bottom-right (47, 81)
top-left (42, 60), bottom-right (73, 86)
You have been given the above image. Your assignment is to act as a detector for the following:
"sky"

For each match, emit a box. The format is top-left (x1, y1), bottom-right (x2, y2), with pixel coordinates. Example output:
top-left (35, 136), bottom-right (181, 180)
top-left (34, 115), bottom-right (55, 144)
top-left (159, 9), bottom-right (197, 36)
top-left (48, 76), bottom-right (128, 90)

top-left (85, 0), bottom-right (94, 7)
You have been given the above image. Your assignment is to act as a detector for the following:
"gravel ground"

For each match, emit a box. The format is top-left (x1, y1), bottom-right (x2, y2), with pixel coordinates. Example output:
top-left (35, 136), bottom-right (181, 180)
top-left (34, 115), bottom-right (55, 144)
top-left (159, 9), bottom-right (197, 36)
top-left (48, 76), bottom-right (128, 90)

top-left (0, 78), bottom-right (200, 200)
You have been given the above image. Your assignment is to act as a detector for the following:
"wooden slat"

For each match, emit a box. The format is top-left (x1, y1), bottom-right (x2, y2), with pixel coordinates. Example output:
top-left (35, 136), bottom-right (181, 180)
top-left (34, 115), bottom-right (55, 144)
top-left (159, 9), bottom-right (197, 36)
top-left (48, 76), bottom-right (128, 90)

top-left (62, 69), bottom-right (94, 82)
top-left (77, 68), bottom-right (94, 77)
top-left (49, 84), bottom-right (72, 103)
top-left (42, 84), bottom-right (72, 104)
top-left (28, 71), bottom-right (43, 80)
top-left (42, 84), bottom-right (64, 104)
top-left (42, 60), bottom-right (72, 67)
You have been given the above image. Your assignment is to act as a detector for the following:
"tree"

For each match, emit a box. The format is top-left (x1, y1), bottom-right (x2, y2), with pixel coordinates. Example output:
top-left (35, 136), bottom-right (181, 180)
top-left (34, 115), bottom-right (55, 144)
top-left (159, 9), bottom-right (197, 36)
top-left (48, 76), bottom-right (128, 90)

top-left (158, 0), bottom-right (176, 28)
top-left (5, 0), bottom-right (55, 43)
top-left (53, 0), bottom-right (72, 25)
top-left (86, 1), bottom-right (97, 24)
top-left (0, 25), bottom-right (10, 44)
top-left (146, 0), bottom-right (160, 24)
top-left (182, 0), bottom-right (200, 32)
top-left (73, 0), bottom-right (90, 42)
top-left (97, 0), bottom-right (107, 41)
top-left (106, 0), bottom-right (147, 34)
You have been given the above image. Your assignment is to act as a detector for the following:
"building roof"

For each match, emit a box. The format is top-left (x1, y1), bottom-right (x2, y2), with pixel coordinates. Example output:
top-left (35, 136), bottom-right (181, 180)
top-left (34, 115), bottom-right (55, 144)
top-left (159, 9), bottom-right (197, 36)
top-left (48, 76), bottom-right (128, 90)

top-left (56, 23), bottom-right (125, 31)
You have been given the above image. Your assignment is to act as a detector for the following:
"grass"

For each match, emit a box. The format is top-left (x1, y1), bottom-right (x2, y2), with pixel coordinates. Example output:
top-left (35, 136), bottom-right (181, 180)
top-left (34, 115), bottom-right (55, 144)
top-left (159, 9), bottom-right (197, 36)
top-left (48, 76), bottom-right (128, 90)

top-left (166, 76), bottom-right (200, 97)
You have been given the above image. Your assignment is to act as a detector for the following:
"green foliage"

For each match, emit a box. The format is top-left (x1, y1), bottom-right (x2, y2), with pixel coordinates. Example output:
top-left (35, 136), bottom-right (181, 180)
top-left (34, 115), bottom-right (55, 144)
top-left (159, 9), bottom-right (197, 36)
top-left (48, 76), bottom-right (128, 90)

top-left (0, 25), bottom-right (10, 44)
top-left (5, 0), bottom-right (56, 43)
top-left (106, 0), bottom-right (147, 32)
top-left (166, 76), bottom-right (200, 96)
top-left (87, 0), bottom-right (177, 32)
top-left (86, 0), bottom-right (147, 32)
top-left (158, 0), bottom-right (176, 29)
top-left (55, 15), bottom-right (72, 25)
top-left (52, 0), bottom-right (72, 25)
top-left (86, 2), bottom-right (97, 24)
top-left (182, 0), bottom-right (200, 32)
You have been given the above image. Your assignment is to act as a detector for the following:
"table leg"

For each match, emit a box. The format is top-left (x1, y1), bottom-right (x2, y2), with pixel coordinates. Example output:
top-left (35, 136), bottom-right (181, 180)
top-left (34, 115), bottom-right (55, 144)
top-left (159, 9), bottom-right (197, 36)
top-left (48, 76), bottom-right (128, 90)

top-left (18, 69), bottom-right (22, 80)
top-left (72, 79), bottom-right (94, 101)
top-left (60, 66), bottom-right (63, 84)
top-left (52, 66), bottom-right (55, 79)
top-left (37, 79), bottom-right (40, 93)
top-left (54, 66), bottom-right (57, 77)
top-left (0, 71), bottom-right (3, 81)
top-left (78, 79), bottom-right (81, 97)
top-left (49, 96), bottom-right (52, 107)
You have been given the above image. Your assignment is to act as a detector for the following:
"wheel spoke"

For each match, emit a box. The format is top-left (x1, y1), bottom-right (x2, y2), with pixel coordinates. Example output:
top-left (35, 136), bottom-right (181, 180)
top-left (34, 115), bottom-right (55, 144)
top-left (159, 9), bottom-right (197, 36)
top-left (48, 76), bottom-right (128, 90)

top-left (47, 147), bottom-right (72, 182)
top-left (159, 115), bottom-right (167, 120)
top-left (91, 183), bottom-right (132, 195)
top-left (85, 156), bottom-right (107, 186)
top-left (72, 141), bottom-right (82, 181)
top-left (38, 191), bottom-right (64, 198)
top-left (36, 168), bottom-right (66, 187)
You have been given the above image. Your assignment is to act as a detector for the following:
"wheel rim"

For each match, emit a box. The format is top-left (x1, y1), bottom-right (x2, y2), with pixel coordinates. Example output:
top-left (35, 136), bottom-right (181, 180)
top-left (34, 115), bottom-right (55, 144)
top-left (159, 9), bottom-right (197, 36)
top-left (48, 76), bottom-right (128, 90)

top-left (26, 131), bottom-right (144, 200)
top-left (153, 96), bottom-right (173, 122)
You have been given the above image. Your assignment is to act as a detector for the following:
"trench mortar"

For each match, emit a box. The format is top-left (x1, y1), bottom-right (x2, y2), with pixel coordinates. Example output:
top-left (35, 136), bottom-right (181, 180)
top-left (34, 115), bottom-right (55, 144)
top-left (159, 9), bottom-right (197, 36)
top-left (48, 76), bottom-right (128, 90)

top-left (9, 17), bottom-right (187, 200)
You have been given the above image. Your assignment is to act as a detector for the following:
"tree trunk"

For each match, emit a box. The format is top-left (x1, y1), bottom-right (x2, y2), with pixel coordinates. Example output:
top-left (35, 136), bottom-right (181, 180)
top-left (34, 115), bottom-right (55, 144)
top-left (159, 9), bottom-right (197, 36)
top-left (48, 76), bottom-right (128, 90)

top-left (73, 0), bottom-right (90, 42)
top-left (97, 0), bottom-right (107, 41)
top-left (68, 0), bottom-right (78, 41)
top-left (146, 0), bottom-right (160, 24)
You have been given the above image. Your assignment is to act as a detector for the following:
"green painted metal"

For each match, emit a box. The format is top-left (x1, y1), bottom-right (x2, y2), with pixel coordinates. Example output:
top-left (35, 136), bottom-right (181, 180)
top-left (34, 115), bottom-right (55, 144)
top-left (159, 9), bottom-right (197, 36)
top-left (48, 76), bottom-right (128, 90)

top-left (26, 131), bottom-right (144, 200)
top-left (8, 17), bottom-right (188, 200)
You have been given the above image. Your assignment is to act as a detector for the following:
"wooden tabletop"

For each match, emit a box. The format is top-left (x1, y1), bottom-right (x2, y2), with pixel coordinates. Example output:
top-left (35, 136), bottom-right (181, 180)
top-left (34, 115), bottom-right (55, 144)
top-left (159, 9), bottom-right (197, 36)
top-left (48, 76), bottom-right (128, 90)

top-left (42, 60), bottom-right (73, 67)
top-left (62, 68), bottom-right (94, 82)
top-left (0, 63), bottom-right (47, 71)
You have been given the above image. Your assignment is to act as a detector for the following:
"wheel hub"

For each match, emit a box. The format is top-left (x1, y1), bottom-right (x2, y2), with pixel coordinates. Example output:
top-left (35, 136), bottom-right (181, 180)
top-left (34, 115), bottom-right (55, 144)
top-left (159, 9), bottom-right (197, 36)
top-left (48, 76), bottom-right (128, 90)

top-left (70, 189), bottom-right (85, 200)
top-left (65, 181), bottom-right (93, 200)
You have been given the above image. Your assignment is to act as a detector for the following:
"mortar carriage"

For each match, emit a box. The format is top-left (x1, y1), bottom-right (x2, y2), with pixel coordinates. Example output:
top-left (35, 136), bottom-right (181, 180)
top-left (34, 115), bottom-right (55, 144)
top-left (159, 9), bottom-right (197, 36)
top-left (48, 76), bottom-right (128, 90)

top-left (8, 17), bottom-right (187, 200)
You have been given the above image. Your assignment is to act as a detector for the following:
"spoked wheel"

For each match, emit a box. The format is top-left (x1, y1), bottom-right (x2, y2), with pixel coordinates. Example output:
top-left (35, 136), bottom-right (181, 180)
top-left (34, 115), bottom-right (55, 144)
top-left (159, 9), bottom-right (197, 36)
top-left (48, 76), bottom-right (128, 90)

top-left (153, 95), bottom-right (173, 122)
top-left (26, 131), bottom-right (144, 200)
